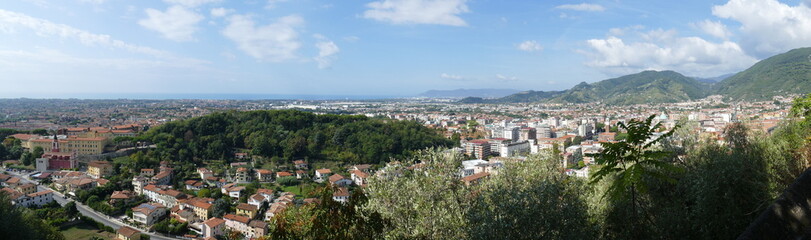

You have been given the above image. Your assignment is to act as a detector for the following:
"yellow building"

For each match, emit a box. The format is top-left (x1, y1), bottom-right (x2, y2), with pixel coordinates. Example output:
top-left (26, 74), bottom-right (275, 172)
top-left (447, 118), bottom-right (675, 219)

top-left (28, 137), bottom-right (107, 156)
top-left (15, 183), bottom-right (37, 195)
top-left (87, 161), bottom-right (113, 178)
top-left (236, 203), bottom-right (258, 219)
top-left (116, 226), bottom-right (141, 240)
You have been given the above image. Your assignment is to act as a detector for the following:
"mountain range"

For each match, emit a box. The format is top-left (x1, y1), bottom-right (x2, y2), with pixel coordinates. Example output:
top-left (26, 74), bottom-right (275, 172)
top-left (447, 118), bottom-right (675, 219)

top-left (458, 47), bottom-right (811, 105)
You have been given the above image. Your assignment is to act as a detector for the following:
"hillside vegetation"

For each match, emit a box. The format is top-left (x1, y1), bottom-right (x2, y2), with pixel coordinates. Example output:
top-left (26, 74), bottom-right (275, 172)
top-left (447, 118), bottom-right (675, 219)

top-left (137, 110), bottom-right (453, 164)
top-left (716, 47), bottom-right (811, 100)
top-left (462, 47), bottom-right (811, 105)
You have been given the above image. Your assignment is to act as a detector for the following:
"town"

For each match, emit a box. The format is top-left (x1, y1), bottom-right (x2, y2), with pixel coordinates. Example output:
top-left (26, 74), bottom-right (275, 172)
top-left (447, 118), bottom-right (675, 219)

top-left (0, 94), bottom-right (795, 239)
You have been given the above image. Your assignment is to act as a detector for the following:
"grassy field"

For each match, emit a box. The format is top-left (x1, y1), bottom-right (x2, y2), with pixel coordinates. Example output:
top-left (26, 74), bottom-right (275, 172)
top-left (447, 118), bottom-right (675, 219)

top-left (282, 184), bottom-right (318, 198)
top-left (60, 222), bottom-right (116, 240)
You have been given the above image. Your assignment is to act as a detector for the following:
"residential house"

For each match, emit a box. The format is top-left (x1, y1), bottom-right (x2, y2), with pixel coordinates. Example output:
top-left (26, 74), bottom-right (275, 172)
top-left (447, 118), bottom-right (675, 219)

top-left (350, 164), bottom-right (372, 173)
top-left (248, 188), bottom-right (274, 207)
top-left (15, 183), bottom-right (37, 195)
top-left (140, 169), bottom-right (154, 177)
top-left (236, 203), bottom-right (258, 219)
top-left (264, 202), bottom-right (289, 221)
top-left (461, 172), bottom-right (490, 186)
top-left (201, 217), bottom-right (225, 239)
top-left (332, 187), bottom-right (350, 203)
top-left (170, 205), bottom-right (195, 223)
top-left (1, 187), bottom-right (25, 205)
top-left (184, 180), bottom-right (204, 191)
top-left (109, 190), bottom-right (136, 205)
top-left (204, 176), bottom-right (226, 188)
top-left (179, 197), bottom-right (214, 221)
top-left (350, 170), bottom-right (370, 186)
top-left (10, 189), bottom-right (55, 208)
top-left (224, 214), bottom-right (267, 239)
top-left (225, 186), bottom-right (244, 199)
top-left (142, 184), bottom-right (187, 208)
top-left (4, 176), bottom-right (21, 187)
top-left (131, 203), bottom-right (166, 226)
top-left (328, 174), bottom-right (352, 187)
top-left (295, 170), bottom-right (307, 179)
top-left (223, 214), bottom-right (251, 236)
top-left (293, 160), bottom-right (308, 169)
top-left (87, 161), bottom-right (113, 178)
top-left (247, 220), bottom-right (268, 238)
top-left (131, 176), bottom-right (149, 195)
top-left (314, 169), bottom-right (332, 181)
top-left (235, 167), bottom-right (251, 183)
top-left (116, 226), bottom-right (141, 240)
top-left (276, 171), bottom-right (293, 179)
top-left (197, 168), bottom-right (213, 179)
top-left (152, 171), bottom-right (171, 186)
top-left (66, 177), bottom-right (97, 194)
top-left (255, 169), bottom-right (273, 182)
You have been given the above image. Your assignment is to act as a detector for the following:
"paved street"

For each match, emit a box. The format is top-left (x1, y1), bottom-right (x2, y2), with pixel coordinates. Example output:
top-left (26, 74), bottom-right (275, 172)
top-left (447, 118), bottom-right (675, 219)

top-left (6, 170), bottom-right (179, 240)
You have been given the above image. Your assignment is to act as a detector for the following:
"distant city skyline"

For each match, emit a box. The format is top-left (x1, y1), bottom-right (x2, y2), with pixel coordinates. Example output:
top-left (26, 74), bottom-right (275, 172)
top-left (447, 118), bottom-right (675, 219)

top-left (1, 0), bottom-right (810, 98)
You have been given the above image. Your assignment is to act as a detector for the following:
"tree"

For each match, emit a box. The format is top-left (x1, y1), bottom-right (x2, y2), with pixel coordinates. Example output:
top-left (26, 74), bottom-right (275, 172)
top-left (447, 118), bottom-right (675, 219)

top-left (64, 201), bottom-right (78, 219)
top-left (467, 151), bottom-right (595, 239)
top-left (791, 93), bottom-right (811, 120)
top-left (589, 115), bottom-right (682, 239)
top-left (0, 192), bottom-right (65, 240)
top-left (362, 150), bottom-right (471, 239)
top-left (197, 188), bottom-right (211, 198)
top-left (32, 129), bottom-right (48, 135)
top-left (276, 176), bottom-right (299, 186)
top-left (211, 199), bottom-right (229, 218)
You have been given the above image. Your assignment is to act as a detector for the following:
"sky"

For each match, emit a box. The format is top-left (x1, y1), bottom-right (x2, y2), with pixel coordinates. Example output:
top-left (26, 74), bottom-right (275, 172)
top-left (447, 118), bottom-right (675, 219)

top-left (1, 0), bottom-right (811, 98)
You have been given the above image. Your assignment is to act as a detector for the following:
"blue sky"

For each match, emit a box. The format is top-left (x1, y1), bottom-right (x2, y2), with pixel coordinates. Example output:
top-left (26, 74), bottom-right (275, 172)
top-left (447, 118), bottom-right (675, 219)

top-left (1, 0), bottom-right (810, 97)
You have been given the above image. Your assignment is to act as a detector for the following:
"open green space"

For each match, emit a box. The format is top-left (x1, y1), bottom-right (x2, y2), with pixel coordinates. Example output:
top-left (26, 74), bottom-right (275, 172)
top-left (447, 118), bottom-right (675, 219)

top-left (60, 222), bottom-right (116, 240)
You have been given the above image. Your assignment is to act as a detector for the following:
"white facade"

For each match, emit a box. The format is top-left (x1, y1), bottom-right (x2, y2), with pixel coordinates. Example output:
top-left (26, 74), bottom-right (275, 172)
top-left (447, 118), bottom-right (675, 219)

top-left (500, 141), bottom-right (530, 157)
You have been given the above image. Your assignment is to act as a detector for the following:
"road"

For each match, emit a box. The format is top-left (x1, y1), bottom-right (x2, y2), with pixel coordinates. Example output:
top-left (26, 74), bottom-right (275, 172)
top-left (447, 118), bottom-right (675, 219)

top-left (6, 170), bottom-right (179, 240)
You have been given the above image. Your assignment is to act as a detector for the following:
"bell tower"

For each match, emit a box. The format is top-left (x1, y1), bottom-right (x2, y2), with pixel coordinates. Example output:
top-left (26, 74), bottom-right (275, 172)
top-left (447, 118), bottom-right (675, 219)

top-left (51, 134), bottom-right (60, 152)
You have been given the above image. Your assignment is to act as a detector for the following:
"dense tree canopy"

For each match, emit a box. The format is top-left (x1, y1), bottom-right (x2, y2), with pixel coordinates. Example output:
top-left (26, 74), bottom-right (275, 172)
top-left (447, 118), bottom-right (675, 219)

top-left (137, 110), bottom-right (453, 164)
top-left (0, 192), bottom-right (65, 240)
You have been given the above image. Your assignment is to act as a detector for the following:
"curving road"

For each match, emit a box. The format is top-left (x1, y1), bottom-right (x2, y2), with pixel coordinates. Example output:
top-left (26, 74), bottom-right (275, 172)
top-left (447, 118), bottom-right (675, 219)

top-left (7, 170), bottom-right (179, 240)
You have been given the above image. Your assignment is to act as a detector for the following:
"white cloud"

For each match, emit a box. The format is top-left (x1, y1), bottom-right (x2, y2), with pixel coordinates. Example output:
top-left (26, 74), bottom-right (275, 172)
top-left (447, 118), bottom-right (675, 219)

top-left (582, 28), bottom-right (758, 77)
top-left (314, 38), bottom-right (339, 69)
top-left (163, 0), bottom-right (220, 8)
top-left (517, 40), bottom-right (543, 52)
top-left (496, 74), bottom-right (518, 82)
top-left (222, 14), bottom-right (303, 61)
top-left (0, 9), bottom-right (175, 59)
top-left (139, 6), bottom-right (203, 42)
top-left (440, 73), bottom-right (463, 80)
top-left (363, 0), bottom-right (470, 26)
top-left (343, 36), bottom-right (360, 42)
top-left (555, 3), bottom-right (605, 12)
top-left (608, 25), bottom-right (644, 36)
top-left (210, 7), bottom-right (233, 18)
top-left (712, 0), bottom-right (811, 58)
top-left (693, 20), bottom-right (731, 40)
top-left (266, 0), bottom-right (289, 9)
top-left (79, 0), bottom-right (107, 4)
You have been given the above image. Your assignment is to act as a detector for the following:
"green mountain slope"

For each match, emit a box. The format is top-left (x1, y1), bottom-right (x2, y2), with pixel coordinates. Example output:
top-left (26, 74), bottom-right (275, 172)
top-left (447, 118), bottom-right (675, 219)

top-left (549, 70), bottom-right (709, 105)
top-left (458, 90), bottom-right (564, 103)
top-left (716, 47), bottom-right (811, 100)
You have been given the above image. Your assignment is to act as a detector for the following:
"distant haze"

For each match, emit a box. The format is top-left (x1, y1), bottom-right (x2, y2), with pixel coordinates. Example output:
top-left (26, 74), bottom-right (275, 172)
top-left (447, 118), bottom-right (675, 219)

top-left (418, 89), bottom-right (522, 98)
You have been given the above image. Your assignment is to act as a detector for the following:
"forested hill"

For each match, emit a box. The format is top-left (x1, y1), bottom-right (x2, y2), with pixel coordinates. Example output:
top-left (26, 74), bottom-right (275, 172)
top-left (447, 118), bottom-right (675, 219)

top-left (715, 47), bottom-right (811, 100)
top-left (137, 110), bottom-right (453, 164)
top-left (463, 70), bottom-right (708, 105)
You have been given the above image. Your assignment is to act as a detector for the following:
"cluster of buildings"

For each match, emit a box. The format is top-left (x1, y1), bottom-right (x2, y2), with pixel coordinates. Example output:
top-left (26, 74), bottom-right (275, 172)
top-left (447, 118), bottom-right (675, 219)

top-left (0, 173), bottom-right (54, 208)
top-left (109, 159), bottom-right (376, 239)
